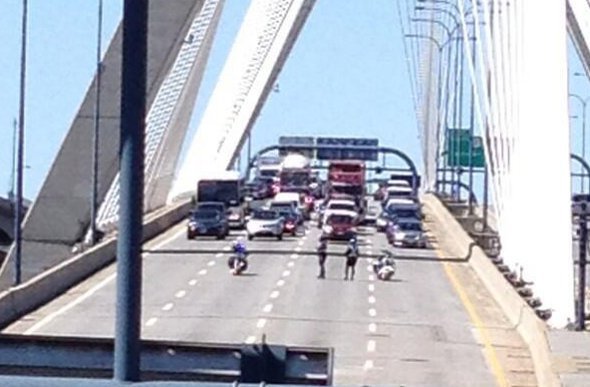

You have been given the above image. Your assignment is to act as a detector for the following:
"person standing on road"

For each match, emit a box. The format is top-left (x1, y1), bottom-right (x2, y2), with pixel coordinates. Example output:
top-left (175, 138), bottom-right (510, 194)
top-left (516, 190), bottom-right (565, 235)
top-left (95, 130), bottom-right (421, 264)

top-left (317, 235), bottom-right (328, 279)
top-left (344, 237), bottom-right (359, 280)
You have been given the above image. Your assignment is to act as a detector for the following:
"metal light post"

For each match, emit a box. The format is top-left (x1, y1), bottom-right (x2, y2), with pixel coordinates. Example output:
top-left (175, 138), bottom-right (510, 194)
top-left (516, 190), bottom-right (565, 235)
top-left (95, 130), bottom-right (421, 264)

top-left (114, 0), bottom-right (147, 381)
top-left (14, 0), bottom-right (29, 286)
top-left (91, 0), bottom-right (104, 245)
top-left (569, 93), bottom-right (589, 193)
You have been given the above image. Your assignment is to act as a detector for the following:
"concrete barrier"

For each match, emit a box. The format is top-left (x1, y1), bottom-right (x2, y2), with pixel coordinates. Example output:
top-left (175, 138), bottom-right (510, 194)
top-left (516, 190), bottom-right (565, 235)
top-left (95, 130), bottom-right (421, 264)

top-left (0, 199), bottom-right (192, 329)
top-left (422, 193), bottom-right (560, 387)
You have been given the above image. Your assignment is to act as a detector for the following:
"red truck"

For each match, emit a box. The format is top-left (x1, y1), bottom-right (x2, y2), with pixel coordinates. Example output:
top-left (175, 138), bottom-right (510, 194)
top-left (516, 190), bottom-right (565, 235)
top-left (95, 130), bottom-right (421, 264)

top-left (327, 160), bottom-right (366, 215)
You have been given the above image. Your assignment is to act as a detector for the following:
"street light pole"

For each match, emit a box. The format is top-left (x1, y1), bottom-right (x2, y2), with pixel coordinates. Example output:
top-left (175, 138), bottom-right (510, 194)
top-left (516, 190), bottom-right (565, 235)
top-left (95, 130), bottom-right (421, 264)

top-left (569, 93), bottom-right (590, 193)
top-left (14, 0), bottom-right (29, 286)
top-left (91, 0), bottom-right (104, 245)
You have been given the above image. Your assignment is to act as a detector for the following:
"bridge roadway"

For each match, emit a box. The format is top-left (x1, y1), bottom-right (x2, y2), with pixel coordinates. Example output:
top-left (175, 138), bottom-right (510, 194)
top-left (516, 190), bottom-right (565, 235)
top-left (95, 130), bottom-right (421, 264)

top-left (3, 208), bottom-right (533, 386)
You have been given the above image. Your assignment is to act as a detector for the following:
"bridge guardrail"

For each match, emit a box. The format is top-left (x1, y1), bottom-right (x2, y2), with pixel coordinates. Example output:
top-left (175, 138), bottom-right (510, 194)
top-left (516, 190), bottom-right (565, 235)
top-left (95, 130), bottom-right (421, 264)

top-left (0, 200), bottom-right (192, 329)
top-left (422, 193), bottom-right (560, 387)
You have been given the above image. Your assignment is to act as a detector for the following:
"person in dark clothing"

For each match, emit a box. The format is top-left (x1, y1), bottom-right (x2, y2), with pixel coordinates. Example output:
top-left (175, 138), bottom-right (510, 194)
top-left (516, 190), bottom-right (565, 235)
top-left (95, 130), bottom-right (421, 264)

top-left (344, 236), bottom-right (359, 280)
top-left (317, 235), bottom-right (328, 279)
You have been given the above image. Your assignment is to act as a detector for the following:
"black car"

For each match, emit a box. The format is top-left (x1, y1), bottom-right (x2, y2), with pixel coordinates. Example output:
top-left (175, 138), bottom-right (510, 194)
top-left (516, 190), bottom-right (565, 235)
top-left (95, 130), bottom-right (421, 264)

top-left (187, 209), bottom-right (229, 239)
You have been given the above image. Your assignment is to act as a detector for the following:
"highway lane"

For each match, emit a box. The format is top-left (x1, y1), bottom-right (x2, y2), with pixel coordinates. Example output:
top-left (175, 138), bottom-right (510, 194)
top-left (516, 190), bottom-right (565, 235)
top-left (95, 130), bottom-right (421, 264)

top-left (4, 216), bottom-right (500, 385)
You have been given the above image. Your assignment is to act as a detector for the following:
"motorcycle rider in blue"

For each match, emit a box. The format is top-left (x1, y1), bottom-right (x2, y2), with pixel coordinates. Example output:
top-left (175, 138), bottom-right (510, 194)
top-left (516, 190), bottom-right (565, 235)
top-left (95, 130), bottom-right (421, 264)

top-left (229, 237), bottom-right (248, 272)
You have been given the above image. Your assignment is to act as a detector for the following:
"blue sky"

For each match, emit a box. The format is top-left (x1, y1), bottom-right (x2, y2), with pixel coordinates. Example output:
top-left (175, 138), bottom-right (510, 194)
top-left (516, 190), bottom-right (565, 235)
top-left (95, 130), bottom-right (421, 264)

top-left (0, 1), bottom-right (587, 201)
top-left (0, 1), bottom-right (421, 201)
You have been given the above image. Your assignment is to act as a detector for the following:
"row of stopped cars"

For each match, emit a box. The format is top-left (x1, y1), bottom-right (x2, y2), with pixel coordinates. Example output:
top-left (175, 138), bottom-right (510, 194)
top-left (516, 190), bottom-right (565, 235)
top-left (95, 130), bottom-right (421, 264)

top-left (374, 176), bottom-right (426, 248)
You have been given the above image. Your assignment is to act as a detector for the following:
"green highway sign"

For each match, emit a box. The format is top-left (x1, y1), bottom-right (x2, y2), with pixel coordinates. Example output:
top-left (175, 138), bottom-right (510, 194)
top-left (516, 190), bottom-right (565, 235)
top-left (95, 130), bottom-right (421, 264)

top-left (445, 129), bottom-right (485, 168)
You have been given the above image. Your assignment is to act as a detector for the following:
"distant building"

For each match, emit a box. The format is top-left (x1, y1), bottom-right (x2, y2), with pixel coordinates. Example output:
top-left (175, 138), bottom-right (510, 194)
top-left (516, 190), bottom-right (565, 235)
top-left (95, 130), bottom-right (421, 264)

top-left (0, 196), bottom-right (30, 262)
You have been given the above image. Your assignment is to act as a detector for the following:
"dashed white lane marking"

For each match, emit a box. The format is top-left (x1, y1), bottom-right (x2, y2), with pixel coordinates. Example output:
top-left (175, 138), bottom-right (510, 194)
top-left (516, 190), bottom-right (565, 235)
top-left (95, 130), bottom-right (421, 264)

top-left (208, 260), bottom-right (215, 267)
top-left (245, 336), bottom-right (256, 344)
top-left (368, 323), bottom-right (377, 333)
top-left (290, 253), bottom-right (299, 259)
top-left (198, 269), bottom-right (207, 275)
top-left (223, 246), bottom-right (231, 251)
top-left (298, 240), bottom-right (304, 246)
top-left (263, 304), bottom-right (273, 313)
top-left (367, 340), bottom-right (376, 352)
top-left (23, 227), bottom-right (185, 335)
top-left (282, 270), bottom-right (291, 277)
top-left (276, 279), bottom-right (286, 287)
top-left (368, 274), bottom-right (375, 281)
top-left (368, 295), bottom-right (376, 304)
top-left (162, 303), bottom-right (174, 311)
top-left (366, 265), bottom-right (372, 272)
top-left (363, 360), bottom-right (374, 370)
top-left (287, 261), bottom-right (295, 268)
top-left (270, 290), bottom-right (280, 299)
top-left (175, 290), bottom-right (187, 299)
top-left (188, 279), bottom-right (197, 286)
top-left (295, 246), bottom-right (302, 252)
top-left (368, 284), bottom-right (375, 292)
top-left (369, 308), bottom-right (377, 317)
top-left (146, 317), bottom-right (158, 327)
top-left (256, 318), bottom-right (267, 328)
top-left (215, 253), bottom-right (223, 258)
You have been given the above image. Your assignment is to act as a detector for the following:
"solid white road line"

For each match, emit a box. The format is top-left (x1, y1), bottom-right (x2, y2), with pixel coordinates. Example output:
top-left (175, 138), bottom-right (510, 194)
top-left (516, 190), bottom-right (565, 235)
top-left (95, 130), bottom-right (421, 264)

top-left (146, 317), bottom-right (158, 327)
top-left (175, 290), bottom-right (187, 299)
top-left (162, 303), bottom-right (174, 311)
top-left (23, 228), bottom-right (184, 335)
top-left (24, 272), bottom-right (117, 335)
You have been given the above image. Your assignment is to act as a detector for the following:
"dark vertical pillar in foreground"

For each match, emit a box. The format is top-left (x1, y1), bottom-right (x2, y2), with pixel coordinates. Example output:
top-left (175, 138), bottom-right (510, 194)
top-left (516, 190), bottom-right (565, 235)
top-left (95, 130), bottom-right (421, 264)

top-left (114, 0), bottom-right (148, 381)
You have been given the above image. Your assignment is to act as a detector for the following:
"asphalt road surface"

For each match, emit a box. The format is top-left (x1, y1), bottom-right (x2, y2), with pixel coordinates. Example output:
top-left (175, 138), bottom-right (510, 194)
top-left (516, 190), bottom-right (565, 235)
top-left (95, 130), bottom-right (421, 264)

top-left (5, 217), bottom-right (497, 385)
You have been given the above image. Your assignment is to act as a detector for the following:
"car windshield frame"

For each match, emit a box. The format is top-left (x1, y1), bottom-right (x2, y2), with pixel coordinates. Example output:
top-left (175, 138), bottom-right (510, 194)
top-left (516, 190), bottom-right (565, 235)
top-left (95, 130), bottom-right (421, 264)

top-left (252, 210), bottom-right (280, 221)
top-left (396, 222), bottom-right (422, 232)
top-left (191, 210), bottom-right (220, 221)
top-left (326, 214), bottom-right (354, 225)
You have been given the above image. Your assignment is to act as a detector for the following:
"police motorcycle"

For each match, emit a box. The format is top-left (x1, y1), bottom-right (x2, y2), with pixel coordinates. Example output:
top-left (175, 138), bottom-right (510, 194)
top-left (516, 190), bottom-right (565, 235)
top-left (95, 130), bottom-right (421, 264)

top-left (228, 238), bottom-right (249, 275)
top-left (371, 250), bottom-right (396, 281)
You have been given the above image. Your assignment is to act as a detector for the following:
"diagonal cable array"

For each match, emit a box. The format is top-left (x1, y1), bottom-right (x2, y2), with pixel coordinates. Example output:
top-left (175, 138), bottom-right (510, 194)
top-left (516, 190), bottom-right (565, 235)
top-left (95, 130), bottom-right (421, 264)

top-left (95, 0), bottom-right (222, 232)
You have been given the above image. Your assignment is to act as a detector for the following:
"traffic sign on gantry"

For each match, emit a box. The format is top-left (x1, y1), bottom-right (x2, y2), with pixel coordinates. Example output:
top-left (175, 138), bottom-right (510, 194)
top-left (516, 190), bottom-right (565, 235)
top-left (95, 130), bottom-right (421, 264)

top-left (316, 137), bottom-right (379, 161)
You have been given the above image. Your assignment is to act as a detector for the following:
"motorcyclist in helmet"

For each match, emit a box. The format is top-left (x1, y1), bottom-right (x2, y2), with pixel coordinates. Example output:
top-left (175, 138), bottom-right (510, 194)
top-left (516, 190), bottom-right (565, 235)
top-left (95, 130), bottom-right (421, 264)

top-left (373, 250), bottom-right (396, 280)
top-left (344, 236), bottom-right (359, 280)
top-left (229, 237), bottom-right (248, 271)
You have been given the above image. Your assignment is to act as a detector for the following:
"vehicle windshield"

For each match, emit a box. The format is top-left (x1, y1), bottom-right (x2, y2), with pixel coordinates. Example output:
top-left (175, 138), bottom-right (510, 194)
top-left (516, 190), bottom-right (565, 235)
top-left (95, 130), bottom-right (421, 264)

top-left (198, 180), bottom-right (240, 205)
top-left (192, 210), bottom-right (219, 220)
top-left (329, 203), bottom-right (355, 211)
top-left (397, 222), bottom-right (422, 231)
top-left (280, 170), bottom-right (309, 187)
top-left (327, 215), bottom-right (354, 225)
top-left (259, 169), bottom-right (279, 178)
top-left (253, 210), bottom-right (279, 220)
top-left (198, 204), bottom-right (224, 213)
top-left (330, 164), bottom-right (362, 173)
top-left (330, 184), bottom-right (362, 196)
top-left (386, 208), bottom-right (419, 218)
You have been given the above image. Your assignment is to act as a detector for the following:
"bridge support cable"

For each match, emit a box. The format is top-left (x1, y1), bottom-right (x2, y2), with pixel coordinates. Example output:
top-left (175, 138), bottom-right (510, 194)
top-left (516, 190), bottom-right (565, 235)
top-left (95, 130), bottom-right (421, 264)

top-left (170, 0), bottom-right (317, 200)
top-left (96, 0), bottom-right (225, 232)
top-left (459, 0), bottom-right (574, 326)
top-left (567, 0), bottom-right (590, 80)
